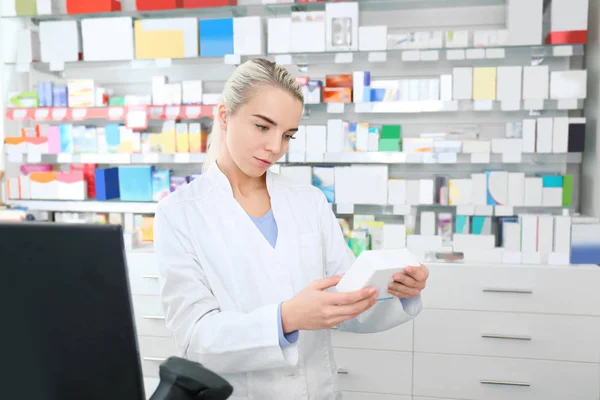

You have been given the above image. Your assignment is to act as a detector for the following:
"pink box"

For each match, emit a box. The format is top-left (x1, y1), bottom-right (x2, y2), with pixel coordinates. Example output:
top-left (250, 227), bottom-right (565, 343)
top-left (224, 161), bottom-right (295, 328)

top-left (48, 126), bottom-right (61, 154)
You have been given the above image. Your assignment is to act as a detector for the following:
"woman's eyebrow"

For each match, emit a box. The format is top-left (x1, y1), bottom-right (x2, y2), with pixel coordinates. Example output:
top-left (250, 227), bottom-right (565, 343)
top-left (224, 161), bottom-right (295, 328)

top-left (252, 114), bottom-right (277, 126)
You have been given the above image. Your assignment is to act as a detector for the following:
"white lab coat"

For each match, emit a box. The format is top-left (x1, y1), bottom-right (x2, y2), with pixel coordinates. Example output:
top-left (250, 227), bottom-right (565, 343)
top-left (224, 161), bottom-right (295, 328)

top-left (154, 163), bottom-right (422, 400)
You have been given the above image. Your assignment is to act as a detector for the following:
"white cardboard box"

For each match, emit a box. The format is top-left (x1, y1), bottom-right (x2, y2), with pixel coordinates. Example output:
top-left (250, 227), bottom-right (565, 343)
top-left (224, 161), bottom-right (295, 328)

top-left (491, 138), bottom-right (523, 154)
top-left (523, 65), bottom-right (549, 100)
top-left (336, 249), bottom-right (421, 300)
top-left (508, 173), bottom-right (525, 206)
top-left (497, 66), bottom-right (522, 101)
top-left (503, 221), bottom-right (521, 251)
top-left (524, 177), bottom-right (543, 206)
top-left (82, 17), bottom-right (134, 61)
top-left (326, 119), bottom-right (344, 153)
top-left (537, 215), bottom-right (554, 261)
top-left (462, 140), bottom-right (491, 154)
top-left (406, 180), bottom-right (420, 206)
top-left (267, 18), bottom-right (292, 54)
top-left (325, 2), bottom-right (359, 52)
top-left (40, 21), bottom-right (79, 63)
top-left (453, 67), bottom-right (473, 100)
top-left (554, 216), bottom-right (572, 253)
top-left (388, 179), bottom-right (407, 205)
top-left (522, 119), bottom-right (537, 152)
top-left (306, 125), bottom-right (327, 154)
top-left (536, 117), bottom-right (554, 153)
top-left (507, 0), bottom-right (543, 46)
top-left (552, 117), bottom-right (569, 153)
top-left (471, 173), bottom-right (488, 206)
top-left (520, 215), bottom-right (539, 253)
top-left (334, 166), bottom-right (388, 205)
top-left (291, 12), bottom-right (326, 53)
top-left (358, 26), bottom-right (387, 51)
top-left (440, 74), bottom-right (453, 101)
top-left (550, 70), bottom-right (587, 99)
top-left (542, 187), bottom-right (563, 206)
top-left (419, 179), bottom-right (435, 205)
top-left (234, 17), bottom-right (264, 56)
top-left (420, 211), bottom-right (436, 236)
top-left (382, 224), bottom-right (407, 249)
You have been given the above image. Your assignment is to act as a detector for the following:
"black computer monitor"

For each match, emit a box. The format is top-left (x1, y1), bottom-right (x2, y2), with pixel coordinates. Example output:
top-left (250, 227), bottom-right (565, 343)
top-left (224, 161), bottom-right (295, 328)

top-left (0, 222), bottom-right (146, 400)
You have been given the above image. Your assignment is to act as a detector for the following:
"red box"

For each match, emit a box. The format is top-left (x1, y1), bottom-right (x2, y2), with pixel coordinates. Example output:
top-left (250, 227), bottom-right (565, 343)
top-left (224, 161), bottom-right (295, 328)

top-left (67, 0), bottom-right (121, 14)
top-left (182, 0), bottom-right (236, 7)
top-left (136, 0), bottom-right (183, 11)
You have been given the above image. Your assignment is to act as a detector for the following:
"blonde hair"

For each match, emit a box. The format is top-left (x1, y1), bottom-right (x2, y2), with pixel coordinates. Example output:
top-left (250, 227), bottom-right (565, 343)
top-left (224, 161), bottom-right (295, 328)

top-left (202, 58), bottom-right (304, 173)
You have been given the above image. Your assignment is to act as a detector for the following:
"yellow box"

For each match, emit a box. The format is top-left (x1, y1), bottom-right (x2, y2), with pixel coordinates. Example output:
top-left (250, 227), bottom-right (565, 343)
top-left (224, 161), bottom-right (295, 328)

top-left (176, 123), bottom-right (190, 153)
top-left (141, 216), bottom-right (155, 242)
top-left (189, 123), bottom-right (202, 153)
top-left (160, 121), bottom-right (177, 154)
top-left (473, 67), bottom-right (497, 101)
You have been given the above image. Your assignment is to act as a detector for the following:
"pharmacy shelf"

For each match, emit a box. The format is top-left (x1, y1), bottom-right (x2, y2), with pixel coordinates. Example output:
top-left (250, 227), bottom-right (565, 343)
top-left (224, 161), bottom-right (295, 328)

top-left (3, 0), bottom-right (504, 22)
top-left (8, 199), bottom-right (572, 217)
top-left (6, 152), bottom-right (582, 166)
top-left (6, 200), bottom-right (158, 214)
top-left (308, 99), bottom-right (584, 114)
top-left (5, 105), bottom-right (215, 123)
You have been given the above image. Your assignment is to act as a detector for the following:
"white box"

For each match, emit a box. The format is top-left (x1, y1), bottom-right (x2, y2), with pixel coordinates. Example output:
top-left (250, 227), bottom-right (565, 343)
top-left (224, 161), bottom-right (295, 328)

top-left (353, 71), bottom-right (370, 103)
top-left (2, 0), bottom-right (16, 16)
top-left (453, 67), bottom-right (473, 100)
top-left (524, 177), bottom-right (543, 206)
top-left (406, 180), bottom-right (420, 206)
top-left (40, 21), bottom-right (79, 63)
top-left (508, 173), bottom-right (525, 206)
top-left (471, 173), bottom-right (488, 206)
top-left (182, 81), bottom-right (203, 105)
top-left (449, 179), bottom-right (472, 205)
top-left (440, 75), bottom-right (452, 101)
top-left (520, 215), bottom-right (539, 252)
top-left (58, 178), bottom-right (87, 201)
top-left (453, 234), bottom-right (495, 252)
top-left (288, 125), bottom-right (307, 156)
top-left (267, 18), bottom-right (292, 54)
top-left (291, 12), bottom-right (326, 53)
top-left (538, 215), bottom-right (554, 261)
top-left (306, 125), bottom-right (327, 154)
top-left (543, 187), bottom-right (563, 206)
top-left (420, 212), bottom-right (436, 236)
top-left (552, 117), bottom-right (569, 153)
top-left (359, 26), bottom-right (387, 51)
top-left (536, 117), bottom-right (554, 153)
top-left (356, 122), bottom-right (369, 152)
top-left (503, 221), bottom-right (521, 251)
top-left (334, 166), bottom-right (388, 205)
top-left (486, 171), bottom-right (508, 206)
top-left (326, 120), bottom-right (344, 153)
top-left (522, 119), bottom-right (537, 152)
top-left (37, 0), bottom-right (59, 15)
top-left (82, 17), bottom-right (134, 61)
top-left (554, 216), bottom-right (572, 253)
top-left (492, 138), bottom-right (523, 154)
top-left (388, 179), bottom-right (406, 205)
top-left (336, 249), bottom-right (421, 300)
top-left (544, 0), bottom-right (589, 40)
top-left (279, 166), bottom-right (311, 185)
top-left (507, 0), bottom-right (543, 46)
top-left (407, 235), bottom-right (443, 259)
top-left (382, 224), bottom-right (407, 249)
top-left (234, 17), bottom-right (263, 56)
top-left (497, 66), bottom-right (522, 102)
top-left (550, 70), bottom-right (587, 99)
top-left (419, 179), bottom-right (434, 205)
top-left (523, 66), bottom-right (549, 100)
top-left (368, 130), bottom-right (380, 152)
top-left (445, 31), bottom-right (469, 48)
top-left (202, 93), bottom-right (221, 105)
top-left (325, 2), bottom-right (359, 52)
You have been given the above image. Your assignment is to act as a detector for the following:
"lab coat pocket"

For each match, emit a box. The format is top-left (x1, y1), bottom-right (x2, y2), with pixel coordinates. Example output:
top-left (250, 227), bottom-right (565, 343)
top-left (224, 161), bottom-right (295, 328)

top-left (300, 232), bottom-right (325, 282)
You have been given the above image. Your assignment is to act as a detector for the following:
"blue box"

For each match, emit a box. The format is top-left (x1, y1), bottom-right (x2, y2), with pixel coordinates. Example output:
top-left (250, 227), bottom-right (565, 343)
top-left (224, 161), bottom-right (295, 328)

top-left (199, 18), bottom-right (234, 57)
top-left (118, 166), bottom-right (154, 202)
top-left (541, 175), bottom-right (564, 188)
top-left (95, 168), bottom-right (120, 200)
top-left (59, 124), bottom-right (73, 153)
top-left (570, 224), bottom-right (600, 264)
top-left (152, 170), bottom-right (171, 202)
top-left (52, 86), bottom-right (68, 107)
top-left (105, 124), bottom-right (121, 153)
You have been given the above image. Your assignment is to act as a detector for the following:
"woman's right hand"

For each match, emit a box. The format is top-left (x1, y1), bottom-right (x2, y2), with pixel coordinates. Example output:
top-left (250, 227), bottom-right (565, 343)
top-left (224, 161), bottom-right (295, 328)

top-left (280, 275), bottom-right (378, 333)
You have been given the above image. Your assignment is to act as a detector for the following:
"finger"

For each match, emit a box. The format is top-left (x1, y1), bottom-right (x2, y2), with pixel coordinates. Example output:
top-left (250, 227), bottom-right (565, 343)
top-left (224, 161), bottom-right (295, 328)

top-left (404, 265), bottom-right (428, 282)
top-left (326, 287), bottom-right (376, 305)
top-left (334, 294), bottom-right (378, 317)
top-left (388, 285), bottom-right (421, 299)
top-left (392, 273), bottom-right (419, 288)
top-left (310, 275), bottom-right (343, 291)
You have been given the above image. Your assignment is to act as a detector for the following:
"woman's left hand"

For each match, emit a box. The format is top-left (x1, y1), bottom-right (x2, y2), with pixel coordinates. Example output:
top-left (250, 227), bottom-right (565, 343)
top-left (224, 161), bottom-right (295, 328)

top-left (388, 264), bottom-right (429, 299)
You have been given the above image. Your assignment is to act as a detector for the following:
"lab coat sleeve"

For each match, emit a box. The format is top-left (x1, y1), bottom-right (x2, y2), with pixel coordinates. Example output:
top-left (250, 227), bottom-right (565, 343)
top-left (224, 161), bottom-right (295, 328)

top-left (154, 205), bottom-right (299, 374)
top-left (317, 194), bottom-right (422, 334)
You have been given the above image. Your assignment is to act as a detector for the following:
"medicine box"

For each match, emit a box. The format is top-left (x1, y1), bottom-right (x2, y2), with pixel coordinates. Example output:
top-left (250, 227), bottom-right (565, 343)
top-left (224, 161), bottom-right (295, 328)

top-left (336, 248), bottom-right (421, 301)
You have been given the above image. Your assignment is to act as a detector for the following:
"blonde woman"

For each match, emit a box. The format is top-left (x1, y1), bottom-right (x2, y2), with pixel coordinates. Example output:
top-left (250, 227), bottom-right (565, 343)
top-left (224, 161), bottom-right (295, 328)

top-left (154, 58), bottom-right (428, 399)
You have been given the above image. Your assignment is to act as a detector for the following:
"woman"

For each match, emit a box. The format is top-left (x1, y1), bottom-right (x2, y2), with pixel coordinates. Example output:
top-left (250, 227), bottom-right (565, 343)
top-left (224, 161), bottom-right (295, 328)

top-left (154, 58), bottom-right (428, 400)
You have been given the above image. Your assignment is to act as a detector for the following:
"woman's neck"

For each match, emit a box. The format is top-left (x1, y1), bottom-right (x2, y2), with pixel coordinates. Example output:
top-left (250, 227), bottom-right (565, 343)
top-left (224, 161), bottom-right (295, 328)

top-left (216, 154), bottom-right (266, 196)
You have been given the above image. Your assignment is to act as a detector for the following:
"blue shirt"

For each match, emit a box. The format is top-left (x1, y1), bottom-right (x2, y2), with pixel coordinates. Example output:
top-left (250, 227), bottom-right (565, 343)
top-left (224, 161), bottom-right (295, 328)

top-left (249, 209), bottom-right (299, 348)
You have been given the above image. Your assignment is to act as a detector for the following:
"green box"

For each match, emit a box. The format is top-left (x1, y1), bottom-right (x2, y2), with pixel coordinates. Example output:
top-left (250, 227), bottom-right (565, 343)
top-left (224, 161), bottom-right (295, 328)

top-left (109, 96), bottom-right (126, 106)
top-left (16, 0), bottom-right (37, 16)
top-left (9, 92), bottom-right (38, 108)
top-left (562, 175), bottom-right (573, 207)
top-left (378, 138), bottom-right (400, 152)
top-left (381, 125), bottom-right (401, 139)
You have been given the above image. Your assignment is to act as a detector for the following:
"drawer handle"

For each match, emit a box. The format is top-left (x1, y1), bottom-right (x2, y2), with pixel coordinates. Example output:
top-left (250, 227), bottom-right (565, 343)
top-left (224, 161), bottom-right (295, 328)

top-left (143, 275), bottom-right (159, 279)
top-left (143, 357), bottom-right (165, 362)
top-left (482, 288), bottom-right (533, 294)
top-left (337, 369), bottom-right (349, 375)
top-left (481, 333), bottom-right (532, 341)
top-left (143, 315), bottom-right (165, 320)
top-left (481, 380), bottom-right (530, 387)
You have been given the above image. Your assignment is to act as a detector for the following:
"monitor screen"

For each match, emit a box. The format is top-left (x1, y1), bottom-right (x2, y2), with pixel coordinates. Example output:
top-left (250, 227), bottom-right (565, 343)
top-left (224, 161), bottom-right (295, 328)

top-left (0, 222), bottom-right (146, 400)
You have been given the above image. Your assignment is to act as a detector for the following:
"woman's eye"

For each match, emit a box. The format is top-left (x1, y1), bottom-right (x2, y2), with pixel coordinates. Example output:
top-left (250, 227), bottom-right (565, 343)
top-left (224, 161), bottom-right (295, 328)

top-left (284, 134), bottom-right (296, 141)
top-left (256, 124), bottom-right (268, 132)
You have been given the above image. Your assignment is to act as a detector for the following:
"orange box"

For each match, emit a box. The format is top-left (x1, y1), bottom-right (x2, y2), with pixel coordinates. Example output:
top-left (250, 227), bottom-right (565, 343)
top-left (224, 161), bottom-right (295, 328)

top-left (323, 87), bottom-right (352, 103)
top-left (141, 216), bottom-right (155, 242)
top-left (326, 74), bottom-right (353, 88)
top-left (67, 0), bottom-right (121, 14)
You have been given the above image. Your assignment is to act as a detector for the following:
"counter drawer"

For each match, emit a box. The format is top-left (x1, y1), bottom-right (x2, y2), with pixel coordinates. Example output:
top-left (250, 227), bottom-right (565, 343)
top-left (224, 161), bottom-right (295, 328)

top-left (331, 321), bottom-right (412, 352)
top-left (132, 295), bottom-right (171, 338)
top-left (138, 336), bottom-right (178, 378)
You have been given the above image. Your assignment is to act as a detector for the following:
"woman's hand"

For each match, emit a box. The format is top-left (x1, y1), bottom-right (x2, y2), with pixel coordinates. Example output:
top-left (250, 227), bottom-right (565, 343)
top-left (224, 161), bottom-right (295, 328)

top-left (281, 275), bottom-right (378, 333)
top-left (388, 264), bottom-right (429, 299)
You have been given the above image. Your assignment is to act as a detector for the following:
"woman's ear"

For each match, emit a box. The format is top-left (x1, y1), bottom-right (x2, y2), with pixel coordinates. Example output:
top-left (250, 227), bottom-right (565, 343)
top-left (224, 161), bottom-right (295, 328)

top-left (217, 103), bottom-right (228, 131)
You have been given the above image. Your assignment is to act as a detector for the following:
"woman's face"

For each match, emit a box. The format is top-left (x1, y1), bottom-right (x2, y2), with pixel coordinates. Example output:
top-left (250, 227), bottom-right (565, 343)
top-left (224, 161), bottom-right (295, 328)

top-left (220, 85), bottom-right (303, 178)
